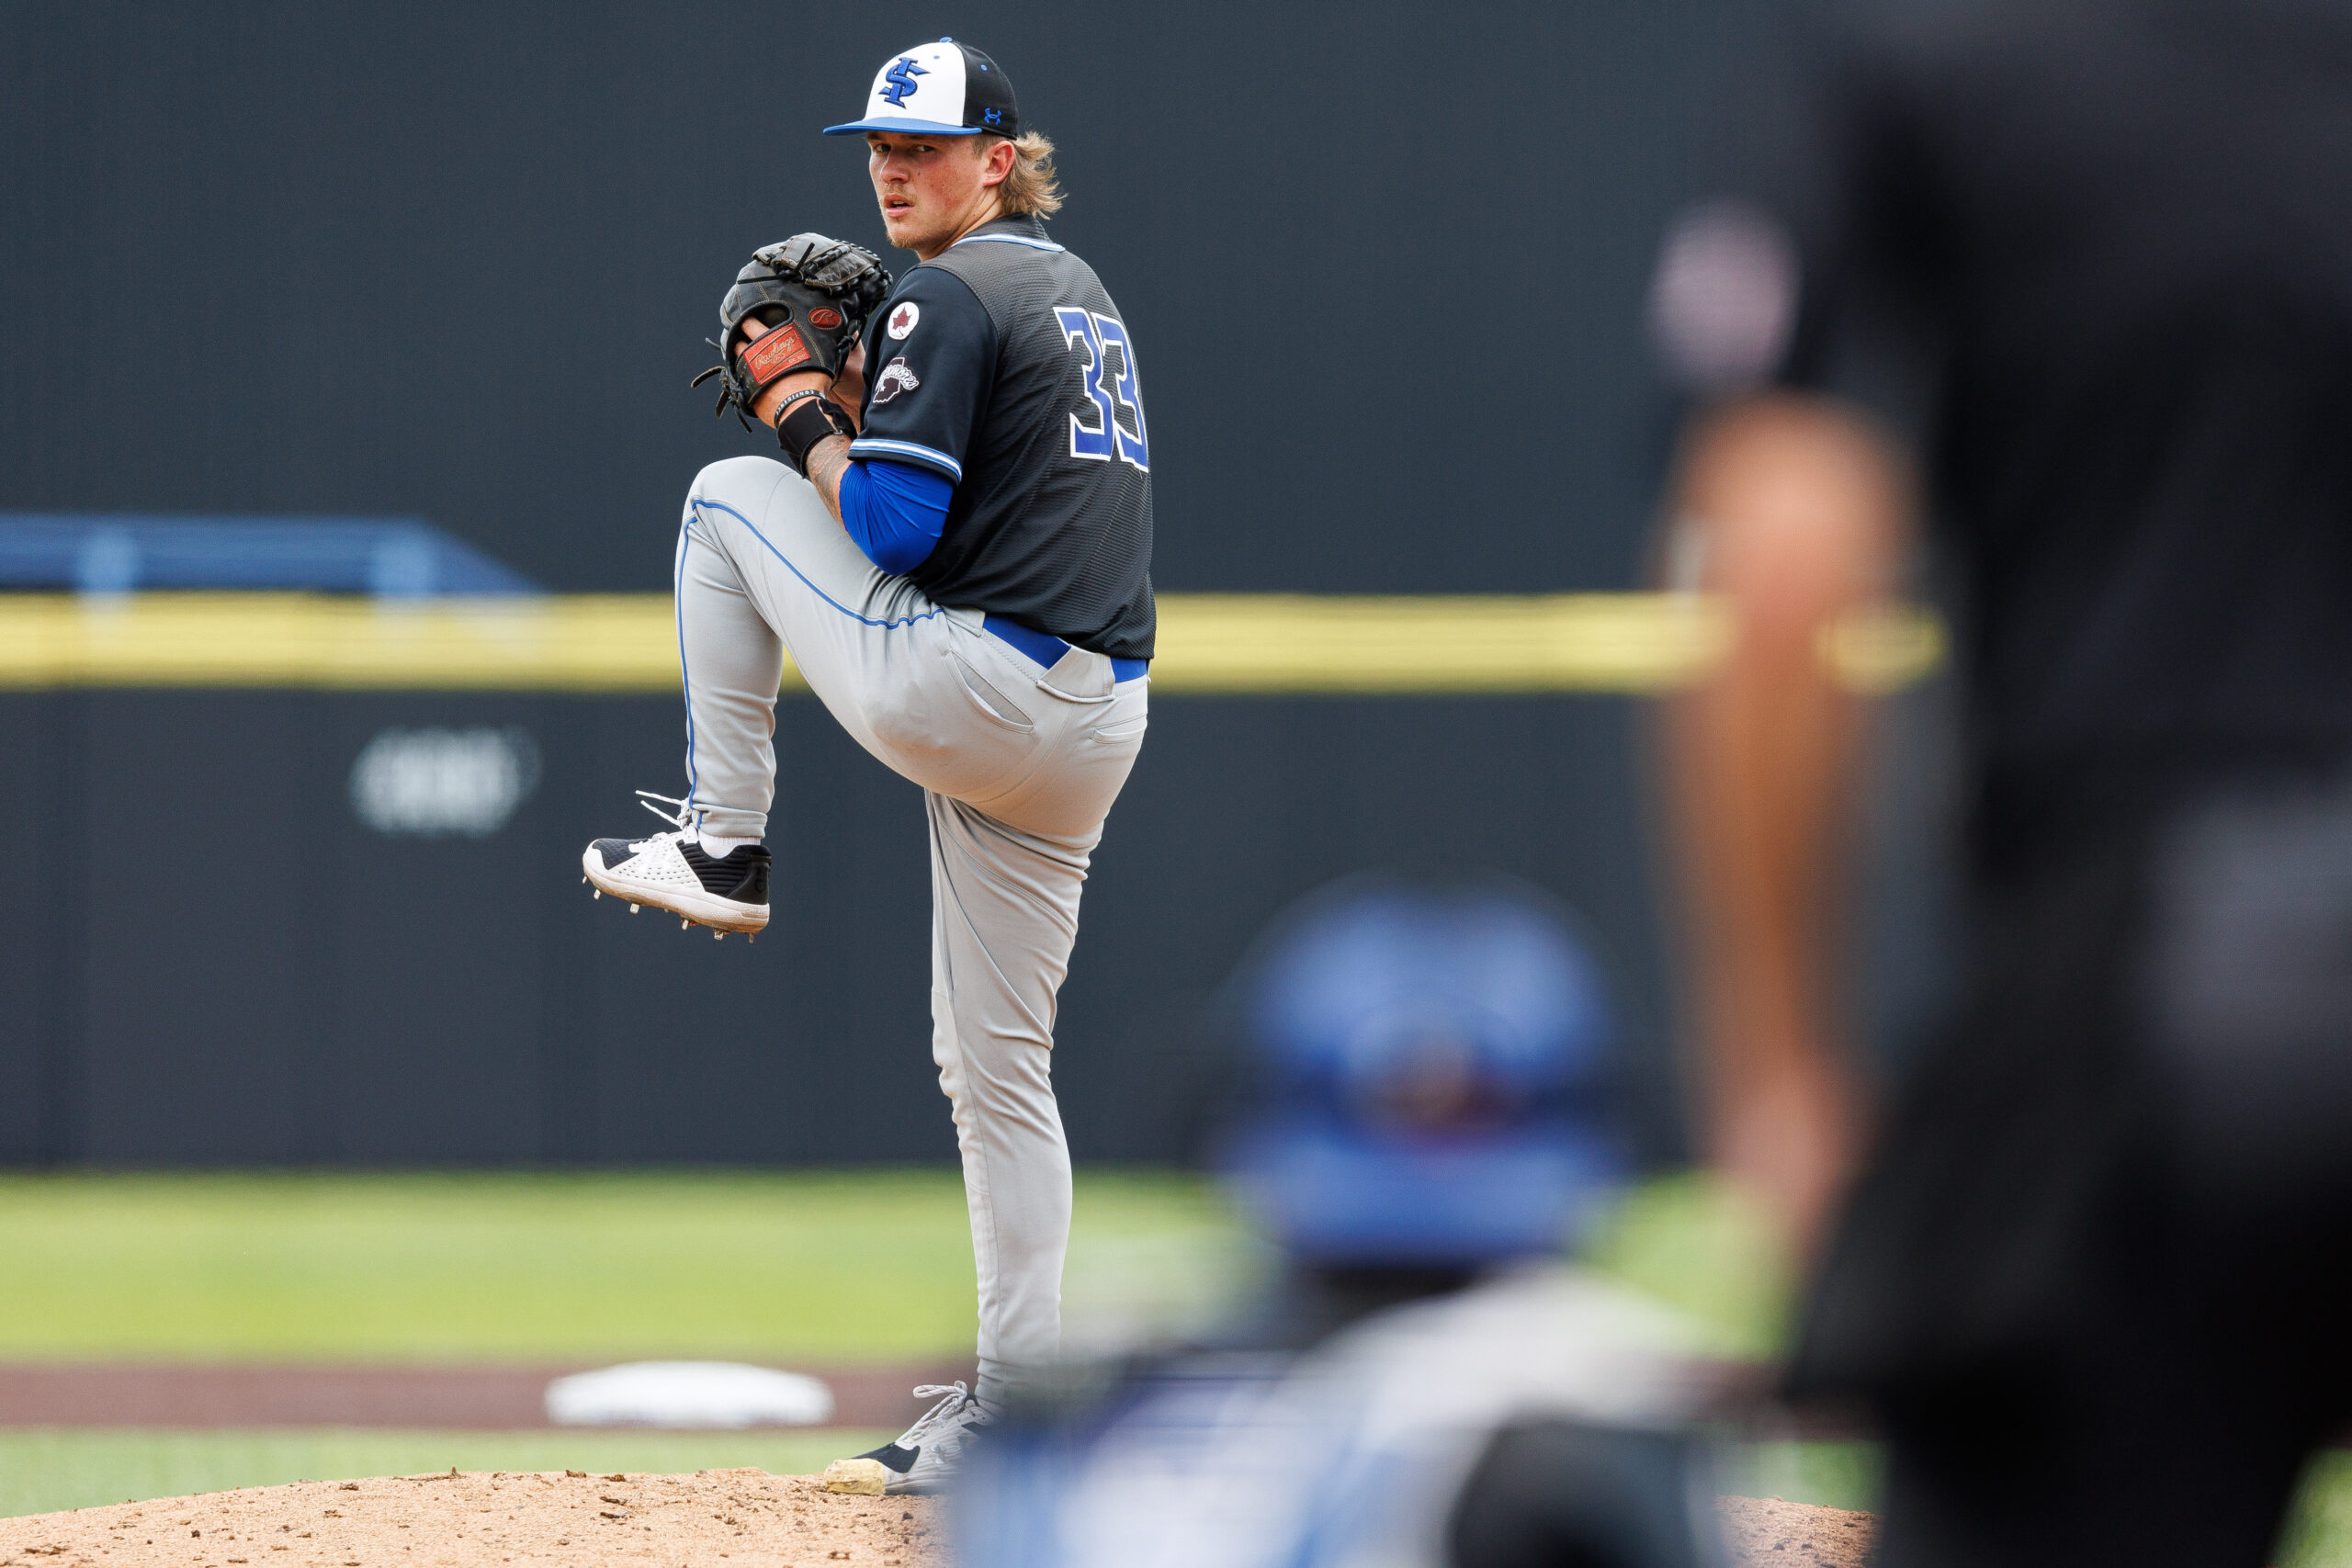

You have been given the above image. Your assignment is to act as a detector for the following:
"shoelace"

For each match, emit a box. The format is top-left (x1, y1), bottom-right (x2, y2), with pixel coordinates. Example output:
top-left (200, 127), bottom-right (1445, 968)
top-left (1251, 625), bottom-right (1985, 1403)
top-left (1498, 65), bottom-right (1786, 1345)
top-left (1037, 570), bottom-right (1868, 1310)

top-left (898, 1382), bottom-right (978, 1446)
top-left (628, 790), bottom-right (695, 851)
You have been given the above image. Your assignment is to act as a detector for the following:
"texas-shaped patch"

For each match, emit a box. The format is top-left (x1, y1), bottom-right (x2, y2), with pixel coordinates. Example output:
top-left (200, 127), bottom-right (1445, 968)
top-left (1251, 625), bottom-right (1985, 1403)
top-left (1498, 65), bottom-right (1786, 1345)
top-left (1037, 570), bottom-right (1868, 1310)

top-left (870, 355), bottom-right (921, 405)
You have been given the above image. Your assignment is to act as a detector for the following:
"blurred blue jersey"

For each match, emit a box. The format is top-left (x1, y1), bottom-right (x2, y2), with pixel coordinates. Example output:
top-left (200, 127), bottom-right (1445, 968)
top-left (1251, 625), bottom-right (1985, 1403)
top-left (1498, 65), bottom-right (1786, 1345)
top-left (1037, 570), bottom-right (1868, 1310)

top-left (952, 1266), bottom-right (1726, 1568)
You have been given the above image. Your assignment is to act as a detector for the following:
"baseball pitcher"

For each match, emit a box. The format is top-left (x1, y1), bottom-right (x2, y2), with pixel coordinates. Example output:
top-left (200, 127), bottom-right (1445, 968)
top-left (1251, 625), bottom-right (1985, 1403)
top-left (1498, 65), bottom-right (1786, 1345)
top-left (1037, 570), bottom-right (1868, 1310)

top-left (580, 38), bottom-right (1154, 1491)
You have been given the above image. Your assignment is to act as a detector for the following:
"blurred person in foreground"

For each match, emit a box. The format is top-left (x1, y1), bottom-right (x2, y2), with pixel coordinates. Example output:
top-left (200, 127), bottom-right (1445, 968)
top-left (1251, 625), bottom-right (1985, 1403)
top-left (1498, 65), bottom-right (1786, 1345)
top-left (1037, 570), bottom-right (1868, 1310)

top-left (1655, 1), bottom-right (2352, 1562)
top-left (952, 875), bottom-right (1726, 1568)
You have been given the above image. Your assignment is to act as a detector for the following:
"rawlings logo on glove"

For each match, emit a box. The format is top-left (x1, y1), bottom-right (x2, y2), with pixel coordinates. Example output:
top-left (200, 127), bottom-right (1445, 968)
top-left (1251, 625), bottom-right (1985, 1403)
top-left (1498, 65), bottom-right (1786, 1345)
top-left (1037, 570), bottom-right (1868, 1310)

top-left (741, 323), bottom-right (814, 382)
top-left (692, 233), bottom-right (893, 433)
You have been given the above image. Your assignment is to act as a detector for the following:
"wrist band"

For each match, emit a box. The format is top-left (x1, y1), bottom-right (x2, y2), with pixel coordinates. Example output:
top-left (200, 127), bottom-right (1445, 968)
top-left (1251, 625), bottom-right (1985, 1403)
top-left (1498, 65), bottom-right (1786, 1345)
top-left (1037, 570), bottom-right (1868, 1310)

top-left (770, 388), bottom-right (826, 421)
top-left (774, 394), bottom-right (856, 478)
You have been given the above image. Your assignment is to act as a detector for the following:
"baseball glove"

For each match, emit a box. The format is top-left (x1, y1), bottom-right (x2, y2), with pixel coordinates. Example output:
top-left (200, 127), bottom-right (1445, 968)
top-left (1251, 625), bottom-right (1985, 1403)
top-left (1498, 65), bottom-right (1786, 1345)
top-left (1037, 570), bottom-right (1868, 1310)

top-left (692, 233), bottom-right (894, 432)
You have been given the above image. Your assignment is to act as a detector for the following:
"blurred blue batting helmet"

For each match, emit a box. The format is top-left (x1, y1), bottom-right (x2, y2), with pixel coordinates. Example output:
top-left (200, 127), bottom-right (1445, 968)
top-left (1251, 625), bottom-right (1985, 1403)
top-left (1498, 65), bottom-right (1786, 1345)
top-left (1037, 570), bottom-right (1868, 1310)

top-left (1220, 874), bottom-right (1624, 1266)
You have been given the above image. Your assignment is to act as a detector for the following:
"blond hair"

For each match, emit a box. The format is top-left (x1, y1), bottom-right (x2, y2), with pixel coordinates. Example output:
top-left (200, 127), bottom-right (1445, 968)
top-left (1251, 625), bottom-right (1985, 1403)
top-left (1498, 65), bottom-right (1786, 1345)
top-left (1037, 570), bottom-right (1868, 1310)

top-left (982, 130), bottom-right (1064, 217)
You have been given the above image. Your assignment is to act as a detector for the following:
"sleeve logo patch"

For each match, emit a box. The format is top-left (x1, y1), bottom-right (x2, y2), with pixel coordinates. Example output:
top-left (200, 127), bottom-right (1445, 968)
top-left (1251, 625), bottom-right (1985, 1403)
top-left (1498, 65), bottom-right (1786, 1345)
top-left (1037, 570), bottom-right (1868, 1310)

top-left (886, 302), bottom-right (921, 340)
top-left (741, 323), bottom-right (813, 382)
top-left (870, 355), bottom-right (921, 405)
top-left (808, 307), bottom-right (843, 330)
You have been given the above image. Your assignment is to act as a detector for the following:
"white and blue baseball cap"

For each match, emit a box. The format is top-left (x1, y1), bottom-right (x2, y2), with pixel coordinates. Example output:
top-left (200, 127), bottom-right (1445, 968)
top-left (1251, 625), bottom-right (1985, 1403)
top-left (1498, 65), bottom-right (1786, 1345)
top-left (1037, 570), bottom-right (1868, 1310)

top-left (822, 39), bottom-right (1021, 138)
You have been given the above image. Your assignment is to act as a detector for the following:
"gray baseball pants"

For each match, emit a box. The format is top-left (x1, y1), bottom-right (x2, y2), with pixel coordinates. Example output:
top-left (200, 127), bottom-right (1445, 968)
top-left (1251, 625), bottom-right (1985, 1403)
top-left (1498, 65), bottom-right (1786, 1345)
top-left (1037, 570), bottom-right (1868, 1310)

top-left (671, 455), bottom-right (1148, 1406)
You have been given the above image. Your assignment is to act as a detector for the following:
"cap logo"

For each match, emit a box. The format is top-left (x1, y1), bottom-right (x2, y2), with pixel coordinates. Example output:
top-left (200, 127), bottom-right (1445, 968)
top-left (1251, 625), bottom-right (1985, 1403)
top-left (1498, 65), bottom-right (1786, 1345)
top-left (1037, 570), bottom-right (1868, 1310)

top-left (879, 55), bottom-right (928, 107)
top-left (982, 107), bottom-right (1001, 126)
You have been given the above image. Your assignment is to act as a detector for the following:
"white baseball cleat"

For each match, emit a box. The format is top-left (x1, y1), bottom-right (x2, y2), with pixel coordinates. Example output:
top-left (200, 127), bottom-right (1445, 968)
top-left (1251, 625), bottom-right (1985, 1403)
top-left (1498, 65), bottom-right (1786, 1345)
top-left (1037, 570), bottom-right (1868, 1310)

top-left (851, 1382), bottom-right (993, 1495)
top-left (582, 792), bottom-right (770, 935)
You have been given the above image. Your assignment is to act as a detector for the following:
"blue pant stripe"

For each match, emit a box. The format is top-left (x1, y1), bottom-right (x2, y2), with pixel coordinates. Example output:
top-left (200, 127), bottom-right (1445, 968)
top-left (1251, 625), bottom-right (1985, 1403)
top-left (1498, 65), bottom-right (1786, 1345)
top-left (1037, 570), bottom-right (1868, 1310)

top-left (689, 495), bottom-right (944, 631)
top-left (674, 513), bottom-right (701, 822)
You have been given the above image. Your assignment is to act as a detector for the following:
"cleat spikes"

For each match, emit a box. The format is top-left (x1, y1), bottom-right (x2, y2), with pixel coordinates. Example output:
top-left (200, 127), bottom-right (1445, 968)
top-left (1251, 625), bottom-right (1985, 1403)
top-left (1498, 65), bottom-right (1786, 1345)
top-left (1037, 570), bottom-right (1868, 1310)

top-left (580, 802), bottom-right (770, 938)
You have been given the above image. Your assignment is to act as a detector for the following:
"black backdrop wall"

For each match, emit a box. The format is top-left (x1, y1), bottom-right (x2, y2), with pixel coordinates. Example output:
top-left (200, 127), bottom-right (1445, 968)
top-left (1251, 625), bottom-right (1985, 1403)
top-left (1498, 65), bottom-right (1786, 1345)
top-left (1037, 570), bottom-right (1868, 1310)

top-left (0, 0), bottom-right (1769, 593)
top-left (0, 691), bottom-right (1673, 1166)
top-left (0, 2), bottom-right (1807, 1169)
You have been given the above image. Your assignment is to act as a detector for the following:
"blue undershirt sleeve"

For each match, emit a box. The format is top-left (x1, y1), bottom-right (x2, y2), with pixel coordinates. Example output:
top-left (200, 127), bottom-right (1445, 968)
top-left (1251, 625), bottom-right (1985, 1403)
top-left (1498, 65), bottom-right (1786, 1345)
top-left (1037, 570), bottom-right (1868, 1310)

top-left (838, 458), bottom-right (953, 576)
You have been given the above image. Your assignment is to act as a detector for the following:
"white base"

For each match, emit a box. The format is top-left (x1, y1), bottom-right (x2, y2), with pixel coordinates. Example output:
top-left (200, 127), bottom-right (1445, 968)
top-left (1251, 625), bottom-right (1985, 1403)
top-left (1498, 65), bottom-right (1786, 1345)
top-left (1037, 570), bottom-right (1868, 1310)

top-left (545, 1361), bottom-right (833, 1428)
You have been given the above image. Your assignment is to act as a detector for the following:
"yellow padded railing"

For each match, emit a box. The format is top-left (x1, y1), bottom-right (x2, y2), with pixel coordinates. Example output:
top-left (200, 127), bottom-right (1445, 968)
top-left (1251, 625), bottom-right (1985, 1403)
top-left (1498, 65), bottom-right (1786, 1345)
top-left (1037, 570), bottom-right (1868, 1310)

top-left (0, 592), bottom-right (1940, 695)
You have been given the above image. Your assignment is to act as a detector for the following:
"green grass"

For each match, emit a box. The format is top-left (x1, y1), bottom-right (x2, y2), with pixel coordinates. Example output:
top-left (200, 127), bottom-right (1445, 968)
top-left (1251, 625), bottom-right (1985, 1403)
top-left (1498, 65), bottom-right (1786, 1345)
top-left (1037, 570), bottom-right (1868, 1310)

top-left (1718, 1440), bottom-right (1880, 1513)
top-left (1582, 1170), bottom-right (1794, 1359)
top-left (0, 1169), bottom-right (1251, 1363)
top-left (0, 1168), bottom-right (1784, 1366)
top-left (2282, 1453), bottom-right (2352, 1568)
top-left (0, 1428), bottom-right (892, 1519)
top-left (9, 1169), bottom-right (2352, 1558)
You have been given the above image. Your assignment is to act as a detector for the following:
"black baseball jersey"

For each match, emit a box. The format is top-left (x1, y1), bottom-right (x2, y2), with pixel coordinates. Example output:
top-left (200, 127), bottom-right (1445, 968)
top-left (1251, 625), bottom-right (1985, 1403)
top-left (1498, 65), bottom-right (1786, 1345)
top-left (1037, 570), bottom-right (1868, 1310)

top-left (1670, 1), bottom-right (2352, 1505)
top-left (850, 214), bottom-right (1155, 661)
top-left (1659, 0), bottom-right (2352, 863)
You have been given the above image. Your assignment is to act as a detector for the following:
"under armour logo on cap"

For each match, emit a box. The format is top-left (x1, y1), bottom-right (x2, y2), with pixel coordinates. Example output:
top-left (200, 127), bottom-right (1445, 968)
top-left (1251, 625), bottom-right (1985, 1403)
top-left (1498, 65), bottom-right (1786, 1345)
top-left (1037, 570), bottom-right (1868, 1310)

top-left (822, 39), bottom-right (1021, 139)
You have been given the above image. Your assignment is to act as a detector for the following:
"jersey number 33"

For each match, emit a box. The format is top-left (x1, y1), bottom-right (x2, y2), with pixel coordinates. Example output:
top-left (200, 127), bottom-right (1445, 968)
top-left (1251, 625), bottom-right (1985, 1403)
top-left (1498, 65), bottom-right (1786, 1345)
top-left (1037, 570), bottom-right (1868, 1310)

top-left (1054, 307), bottom-right (1149, 472)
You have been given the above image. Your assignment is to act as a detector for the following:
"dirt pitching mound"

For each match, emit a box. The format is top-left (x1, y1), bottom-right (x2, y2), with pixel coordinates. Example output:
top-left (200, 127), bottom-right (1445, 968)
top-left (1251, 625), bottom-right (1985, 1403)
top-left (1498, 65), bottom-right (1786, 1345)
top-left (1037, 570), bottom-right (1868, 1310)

top-left (3, 1469), bottom-right (940, 1568)
top-left (1718, 1495), bottom-right (1875, 1566)
top-left (7, 1473), bottom-right (1860, 1568)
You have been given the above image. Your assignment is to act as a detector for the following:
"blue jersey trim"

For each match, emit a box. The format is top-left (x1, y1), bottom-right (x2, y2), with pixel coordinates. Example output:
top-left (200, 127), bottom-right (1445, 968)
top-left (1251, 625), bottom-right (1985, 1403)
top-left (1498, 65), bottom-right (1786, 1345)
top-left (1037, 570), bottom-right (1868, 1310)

top-left (953, 232), bottom-right (1066, 252)
top-left (687, 495), bottom-right (944, 630)
top-left (820, 118), bottom-right (981, 136)
top-left (846, 437), bottom-right (964, 480)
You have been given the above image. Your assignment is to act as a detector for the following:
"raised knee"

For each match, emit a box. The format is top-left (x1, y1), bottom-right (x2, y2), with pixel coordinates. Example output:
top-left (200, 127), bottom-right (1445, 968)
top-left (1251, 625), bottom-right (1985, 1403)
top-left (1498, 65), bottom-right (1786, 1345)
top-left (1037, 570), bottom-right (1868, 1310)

top-left (686, 455), bottom-right (786, 516)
